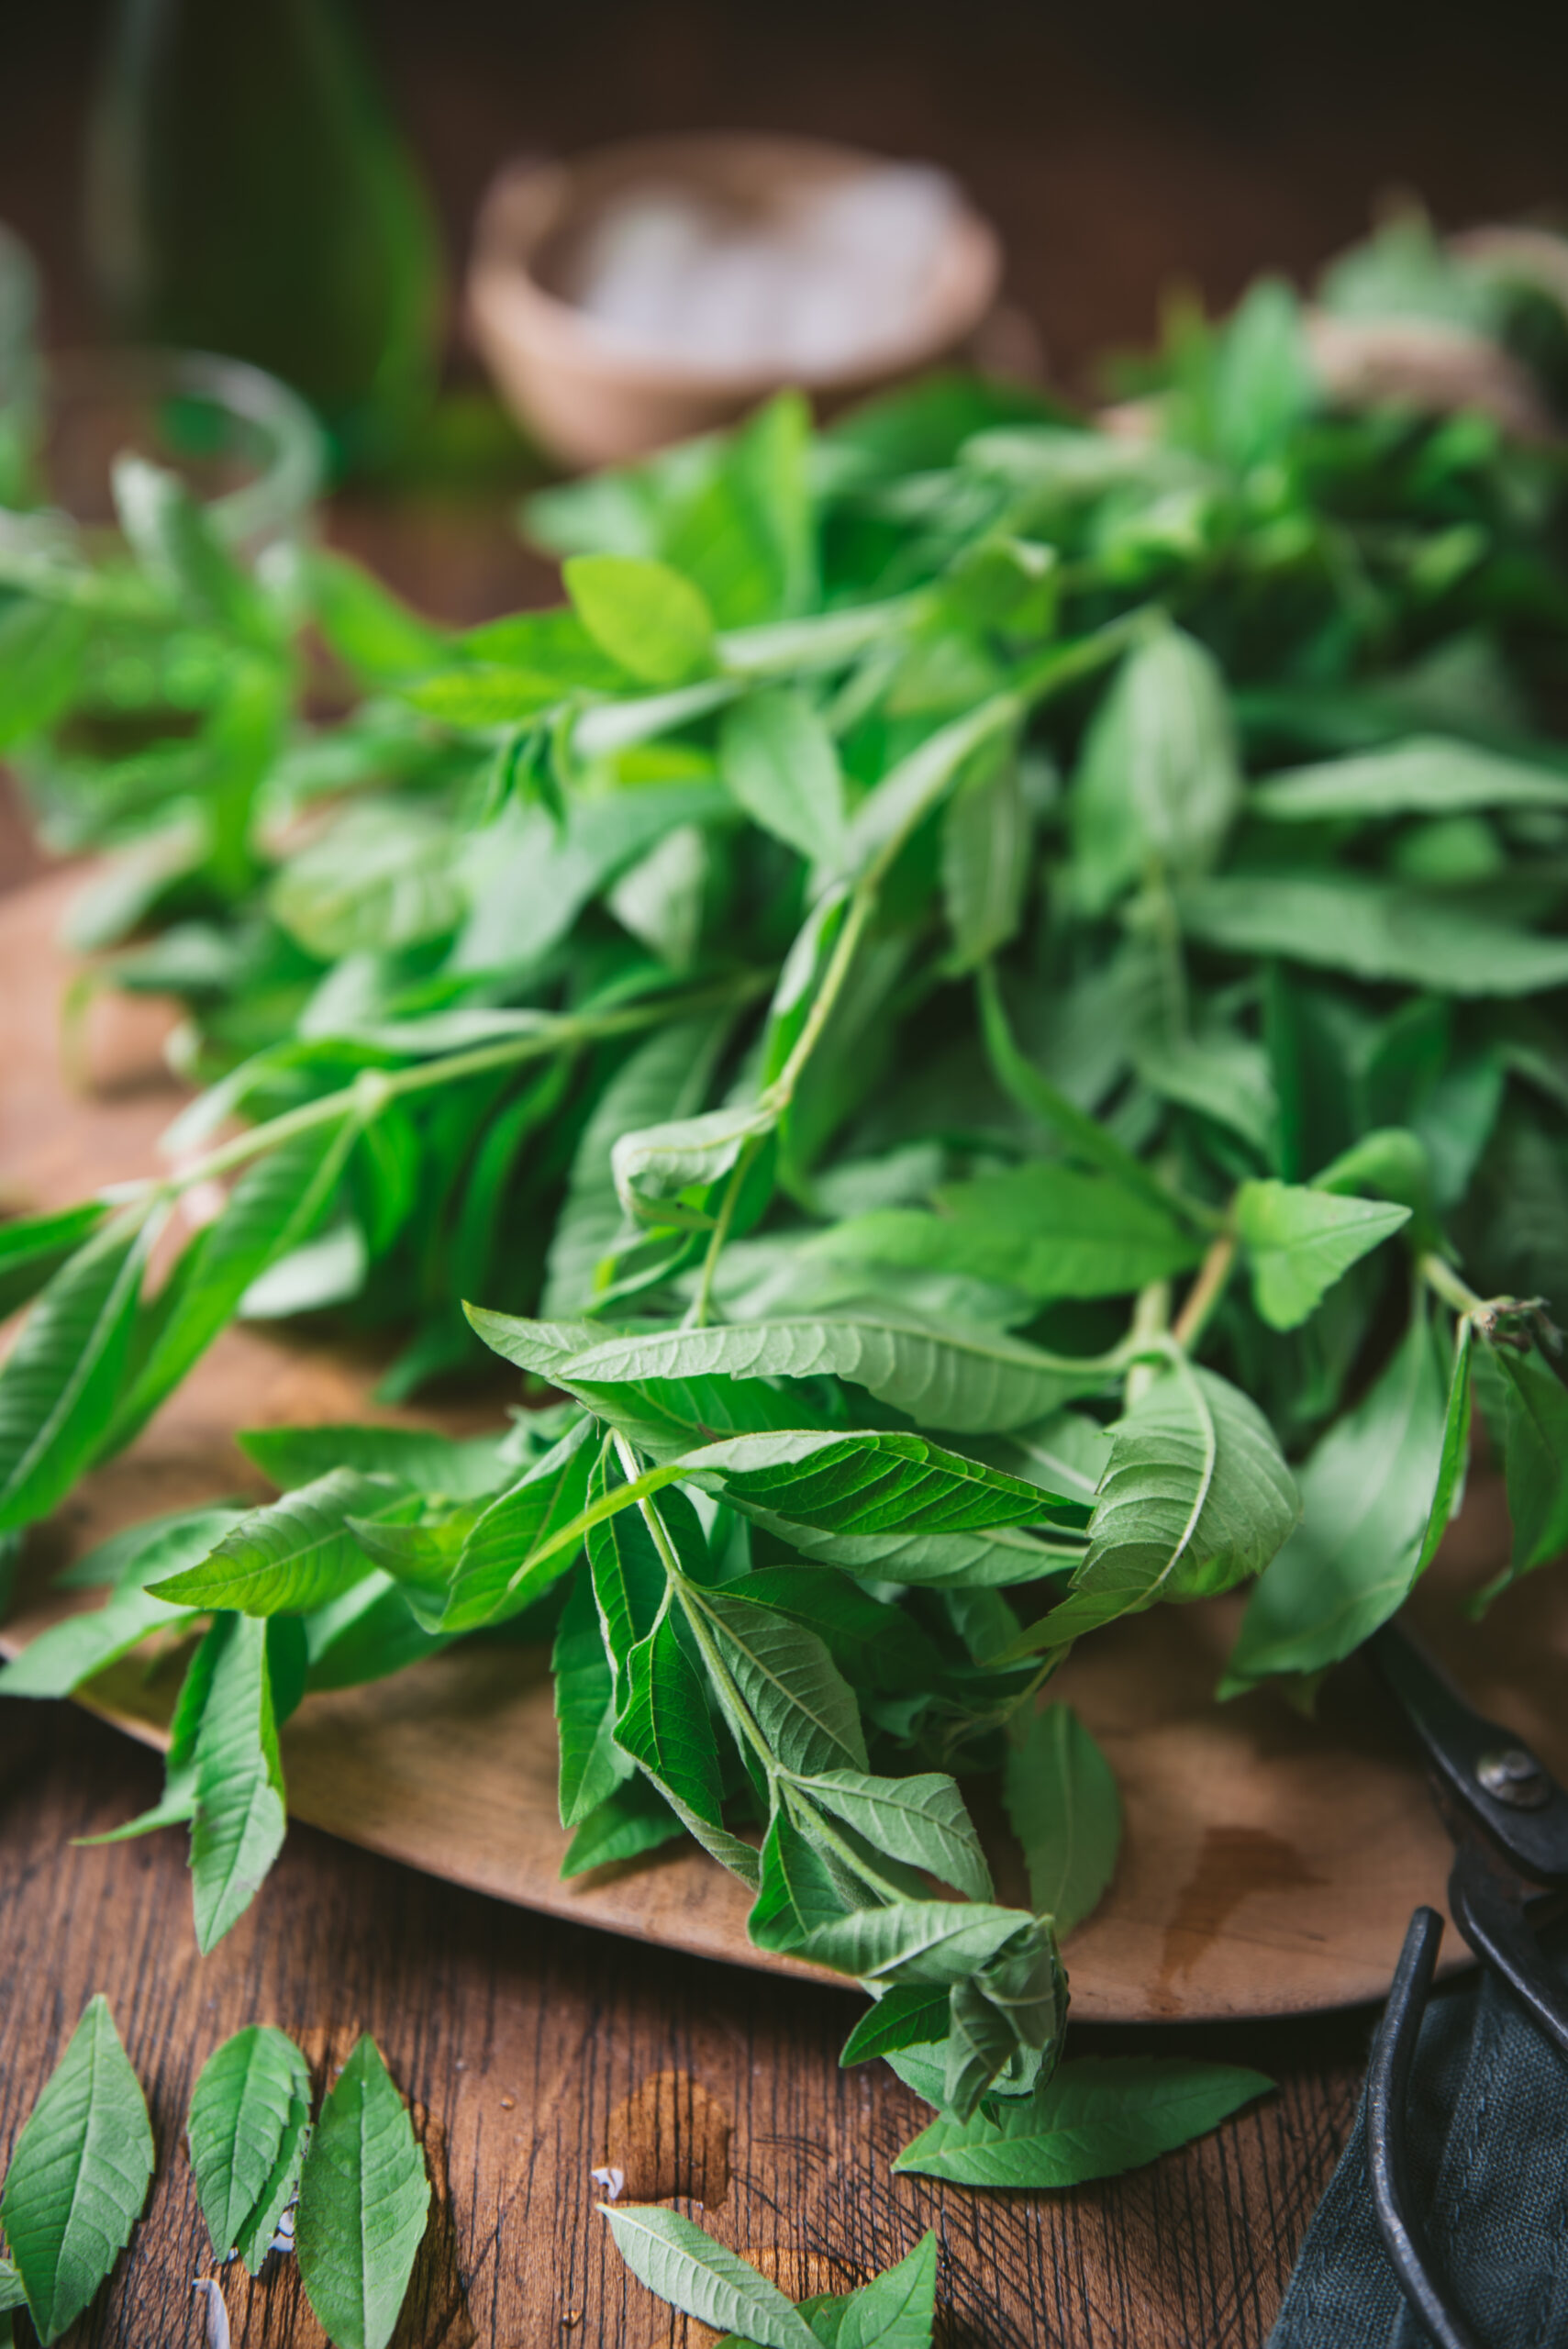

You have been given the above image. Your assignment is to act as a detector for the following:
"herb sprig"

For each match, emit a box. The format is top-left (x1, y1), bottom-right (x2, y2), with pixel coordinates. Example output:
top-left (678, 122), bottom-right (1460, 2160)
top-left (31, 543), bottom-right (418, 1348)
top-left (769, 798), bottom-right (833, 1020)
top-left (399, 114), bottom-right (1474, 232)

top-left (3, 212), bottom-right (1568, 2183)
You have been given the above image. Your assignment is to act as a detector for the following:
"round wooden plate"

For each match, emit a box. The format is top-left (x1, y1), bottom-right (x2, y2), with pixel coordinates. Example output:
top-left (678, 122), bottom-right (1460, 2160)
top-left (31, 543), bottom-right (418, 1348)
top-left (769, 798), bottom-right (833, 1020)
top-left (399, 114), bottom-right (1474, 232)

top-left (5, 867), bottom-right (1565, 2022)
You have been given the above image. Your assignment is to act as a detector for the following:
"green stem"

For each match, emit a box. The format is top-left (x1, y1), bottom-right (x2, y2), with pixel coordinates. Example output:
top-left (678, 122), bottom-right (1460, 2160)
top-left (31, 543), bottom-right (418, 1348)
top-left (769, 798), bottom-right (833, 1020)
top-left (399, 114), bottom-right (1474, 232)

top-left (157, 974), bottom-right (769, 1197)
top-left (1124, 1281), bottom-right (1172, 1405)
top-left (685, 1131), bottom-right (761, 1329)
top-left (1172, 1232), bottom-right (1238, 1353)
top-left (779, 1779), bottom-right (912, 1907)
top-left (764, 888), bottom-right (873, 1110)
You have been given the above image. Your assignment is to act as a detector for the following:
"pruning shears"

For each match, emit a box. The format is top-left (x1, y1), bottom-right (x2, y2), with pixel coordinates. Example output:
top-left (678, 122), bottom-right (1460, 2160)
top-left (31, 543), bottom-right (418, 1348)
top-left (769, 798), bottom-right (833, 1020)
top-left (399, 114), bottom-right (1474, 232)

top-left (1362, 1620), bottom-right (1568, 2349)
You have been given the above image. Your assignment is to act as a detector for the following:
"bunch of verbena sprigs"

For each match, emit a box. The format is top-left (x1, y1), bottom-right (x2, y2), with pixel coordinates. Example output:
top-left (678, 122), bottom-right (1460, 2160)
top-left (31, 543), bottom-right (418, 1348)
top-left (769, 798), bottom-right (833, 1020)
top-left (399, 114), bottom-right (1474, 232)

top-left (2, 217), bottom-right (1567, 2189)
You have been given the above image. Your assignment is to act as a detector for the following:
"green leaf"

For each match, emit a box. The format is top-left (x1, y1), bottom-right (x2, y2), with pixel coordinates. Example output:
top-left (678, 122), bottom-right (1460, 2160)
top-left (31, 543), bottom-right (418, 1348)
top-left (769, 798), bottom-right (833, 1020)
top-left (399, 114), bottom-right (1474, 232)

top-left (1492, 1344), bottom-right (1568, 1586)
top-left (1179, 874), bottom-right (1568, 996)
top-left (600, 2205), bottom-right (819, 2349)
top-left (150, 1469), bottom-right (399, 1614)
top-left (681, 1427), bottom-right (1068, 1536)
top-left (800, 1900), bottom-right (1035, 1987)
top-left (822, 1162), bottom-right (1204, 1302)
top-left (112, 1129), bottom-right (358, 1454)
top-left (0, 1212), bottom-right (155, 1532)
top-left (616, 1610), bottom-right (726, 1828)
top-left (0, 1203), bottom-right (107, 1322)
top-left (503, 1310), bottom-right (1114, 1435)
top-left (719, 686), bottom-right (847, 863)
top-left (838, 1986), bottom-right (952, 2066)
top-left (1222, 1307), bottom-right (1448, 1690)
top-left (0, 2255), bottom-right (24, 2312)
top-left (239, 1421), bottom-right (507, 1500)
top-left (845, 693), bottom-right (1020, 881)
top-left (189, 1613), bottom-right (292, 1951)
top-left (1251, 735), bottom-right (1568, 822)
top-left (1136, 1032), bottom-right (1279, 1162)
top-left (1071, 623), bottom-right (1241, 912)
top-left (552, 1570), bottom-right (632, 1828)
top-left (941, 750), bottom-right (1031, 973)
top-left (804, 1770), bottom-right (993, 1900)
top-left (295, 2036), bottom-right (430, 2349)
top-left (892, 2056), bottom-right (1272, 2188)
top-left (1039, 1361), bottom-right (1299, 1644)
top-left (541, 1014), bottom-right (732, 1315)
top-left (734, 1566), bottom-right (946, 1693)
top-left (186, 2025), bottom-right (311, 2272)
top-left (977, 963), bottom-right (1190, 1218)
top-left (827, 2232), bottom-right (938, 2349)
top-left (309, 550), bottom-right (448, 684)
top-left (0, 597), bottom-right (89, 751)
top-left (1418, 1317), bottom-right (1473, 1578)
top-left (434, 1417), bottom-right (596, 1631)
top-left (1235, 1178), bottom-right (1411, 1330)
top-left (689, 1587), bottom-right (868, 1776)
top-left (272, 804), bottom-right (462, 963)
top-left (0, 1994), bottom-right (155, 2343)
top-left (612, 1096), bottom-right (778, 1230)
top-left (113, 456), bottom-right (272, 637)
top-left (751, 1803), bottom-right (866, 1952)
top-left (563, 553), bottom-right (714, 685)
top-left (562, 1776), bottom-right (684, 1877)
top-left (1003, 1703), bottom-right (1121, 1934)
top-left (0, 1581), bottom-right (197, 1699)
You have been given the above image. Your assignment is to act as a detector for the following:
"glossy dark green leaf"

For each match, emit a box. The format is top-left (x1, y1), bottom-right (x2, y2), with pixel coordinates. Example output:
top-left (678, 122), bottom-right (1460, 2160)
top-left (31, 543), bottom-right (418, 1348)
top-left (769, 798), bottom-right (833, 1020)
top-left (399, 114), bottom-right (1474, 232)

top-left (552, 1569), bottom-right (635, 1830)
top-left (436, 1416), bottom-right (595, 1631)
top-left (1491, 1343), bottom-right (1568, 1587)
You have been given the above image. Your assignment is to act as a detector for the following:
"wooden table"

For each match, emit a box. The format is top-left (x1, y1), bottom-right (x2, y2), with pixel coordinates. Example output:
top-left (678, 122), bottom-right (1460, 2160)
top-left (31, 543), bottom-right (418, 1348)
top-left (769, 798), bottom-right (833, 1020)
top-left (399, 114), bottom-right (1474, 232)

top-left (0, 1695), bottom-right (1373, 2349)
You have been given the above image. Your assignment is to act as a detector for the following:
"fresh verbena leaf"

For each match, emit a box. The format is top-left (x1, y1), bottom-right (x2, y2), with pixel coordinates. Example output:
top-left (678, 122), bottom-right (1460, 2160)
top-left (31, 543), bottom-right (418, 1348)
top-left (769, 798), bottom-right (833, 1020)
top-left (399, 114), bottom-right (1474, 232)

top-left (1003, 1703), bottom-right (1121, 1934)
top-left (186, 2025), bottom-right (311, 2273)
top-left (804, 1769), bottom-right (993, 1900)
top-left (600, 2204), bottom-right (819, 2349)
top-left (476, 1310), bottom-right (1115, 1435)
top-left (1251, 735), bottom-right (1568, 823)
top-left (0, 1580), bottom-right (198, 1699)
top-left (719, 685), bottom-right (848, 864)
top-left (1234, 1178), bottom-right (1411, 1330)
top-left (0, 1994), bottom-right (155, 2344)
top-left (563, 553), bottom-right (714, 686)
top-left (1071, 622), bottom-right (1241, 912)
top-left (891, 2055), bottom-right (1272, 2187)
top-left (1223, 1307), bottom-right (1448, 1690)
top-left (295, 2036), bottom-right (430, 2349)
top-left (1038, 1361), bottom-right (1299, 1644)
top-left (0, 1210), bottom-right (156, 1533)
top-left (149, 1469), bottom-right (401, 1614)
top-left (238, 1420), bottom-right (508, 1500)
top-left (188, 1613), bottom-right (295, 1951)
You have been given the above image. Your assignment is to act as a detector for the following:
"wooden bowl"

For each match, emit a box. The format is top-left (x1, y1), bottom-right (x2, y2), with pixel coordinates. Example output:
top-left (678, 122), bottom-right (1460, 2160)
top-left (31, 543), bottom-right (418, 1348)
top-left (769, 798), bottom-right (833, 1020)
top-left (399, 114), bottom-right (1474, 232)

top-left (466, 134), bottom-right (1003, 468)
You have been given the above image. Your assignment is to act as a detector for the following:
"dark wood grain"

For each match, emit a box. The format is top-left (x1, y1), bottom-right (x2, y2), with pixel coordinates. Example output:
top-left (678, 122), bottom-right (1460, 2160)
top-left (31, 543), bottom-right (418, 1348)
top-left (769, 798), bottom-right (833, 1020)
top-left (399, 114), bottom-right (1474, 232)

top-left (0, 1696), bottom-right (1372, 2349)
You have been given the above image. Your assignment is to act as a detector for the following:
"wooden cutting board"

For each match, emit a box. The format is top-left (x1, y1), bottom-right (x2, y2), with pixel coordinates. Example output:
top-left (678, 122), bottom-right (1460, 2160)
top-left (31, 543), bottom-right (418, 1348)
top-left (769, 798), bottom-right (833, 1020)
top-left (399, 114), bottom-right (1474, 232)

top-left (5, 864), bottom-right (1565, 2023)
